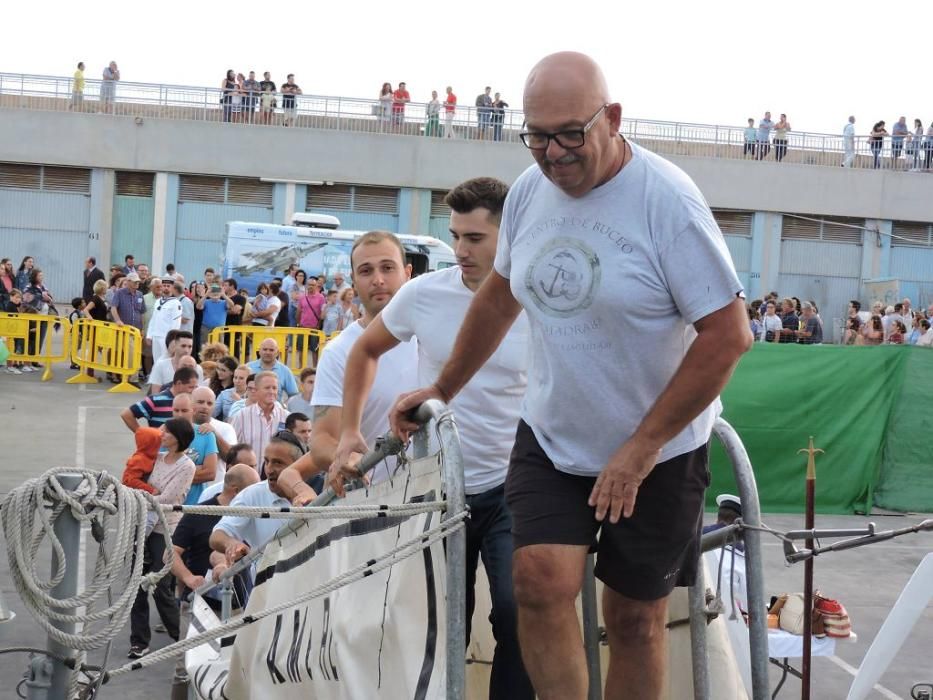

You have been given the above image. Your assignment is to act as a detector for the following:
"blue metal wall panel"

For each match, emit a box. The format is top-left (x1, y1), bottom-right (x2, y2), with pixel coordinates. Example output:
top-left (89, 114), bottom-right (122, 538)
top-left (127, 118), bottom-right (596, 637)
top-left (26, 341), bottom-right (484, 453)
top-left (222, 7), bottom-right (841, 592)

top-left (724, 235), bottom-right (751, 272)
top-left (175, 202), bottom-right (273, 280)
top-left (309, 208), bottom-right (399, 233)
top-left (113, 195), bottom-right (155, 265)
top-left (889, 247), bottom-right (933, 282)
top-left (0, 189), bottom-right (92, 299)
top-left (779, 240), bottom-right (862, 277)
top-left (0, 189), bottom-right (90, 231)
top-left (429, 216), bottom-right (452, 244)
top-left (0, 226), bottom-right (91, 301)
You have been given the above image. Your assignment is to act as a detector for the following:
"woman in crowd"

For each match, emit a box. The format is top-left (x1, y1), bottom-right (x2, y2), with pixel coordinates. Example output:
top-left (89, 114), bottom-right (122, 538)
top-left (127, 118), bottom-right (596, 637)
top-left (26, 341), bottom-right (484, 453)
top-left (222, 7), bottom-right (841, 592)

top-left (200, 342), bottom-right (229, 363)
top-left (862, 315), bottom-right (884, 345)
top-left (0, 258), bottom-right (15, 302)
top-left (210, 355), bottom-right (238, 397)
top-left (869, 121), bottom-right (887, 169)
top-left (271, 280), bottom-right (289, 328)
top-left (15, 256), bottom-right (34, 291)
top-left (289, 270), bottom-right (307, 326)
top-left (337, 287), bottom-right (359, 330)
top-left (907, 119), bottom-right (924, 169)
top-left (221, 69), bottom-right (237, 123)
top-left (106, 272), bottom-right (125, 307)
top-left (22, 268), bottom-right (53, 361)
top-left (888, 320), bottom-right (907, 345)
top-left (425, 91), bottom-right (441, 137)
top-left (843, 316), bottom-right (861, 345)
top-left (128, 418), bottom-right (195, 658)
top-left (190, 281), bottom-right (206, 358)
top-left (82, 279), bottom-right (110, 379)
top-left (748, 305), bottom-right (762, 340)
top-left (250, 282), bottom-right (273, 327)
top-left (379, 82), bottom-right (393, 126)
top-left (773, 114), bottom-right (791, 162)
top-left (907, 313), bottom-right (924, 345)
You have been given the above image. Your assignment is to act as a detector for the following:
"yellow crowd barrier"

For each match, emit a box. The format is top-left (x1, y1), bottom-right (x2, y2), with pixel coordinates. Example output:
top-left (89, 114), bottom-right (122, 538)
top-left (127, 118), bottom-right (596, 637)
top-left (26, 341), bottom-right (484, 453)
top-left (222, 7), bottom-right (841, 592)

top-left (66, 318), bottom-right (142, 393)
top-left (208, 325), bottom-right (331, 375)
top-left (0, 312), bottom-right (70, 381)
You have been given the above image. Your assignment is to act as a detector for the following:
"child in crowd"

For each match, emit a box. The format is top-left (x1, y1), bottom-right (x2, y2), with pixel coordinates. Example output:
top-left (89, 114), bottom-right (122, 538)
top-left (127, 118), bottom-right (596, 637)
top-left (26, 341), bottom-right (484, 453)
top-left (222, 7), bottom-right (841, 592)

top-left (122, 426), bottom-right (162, 494)
top-left (2, 289), bottom-right (30, 374)
top-left (322, 289), bottom-right (341, 335)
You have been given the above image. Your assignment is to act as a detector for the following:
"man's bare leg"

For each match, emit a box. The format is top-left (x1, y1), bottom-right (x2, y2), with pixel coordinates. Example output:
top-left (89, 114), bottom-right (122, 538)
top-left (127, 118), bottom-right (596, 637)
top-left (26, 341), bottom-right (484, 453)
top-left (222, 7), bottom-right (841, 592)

top-left (512, 543), bottom-right (589, 700)
top-left (602, 587), bottom-right (670, 700)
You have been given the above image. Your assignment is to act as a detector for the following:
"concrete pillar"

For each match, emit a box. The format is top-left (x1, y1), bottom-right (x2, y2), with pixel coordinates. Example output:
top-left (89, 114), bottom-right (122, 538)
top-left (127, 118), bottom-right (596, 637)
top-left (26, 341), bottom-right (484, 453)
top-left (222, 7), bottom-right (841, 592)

top-left (89, 169), bottom-right (115, 267)
top-left (151, 172), bottom-right (179, 275)
top-left (749, 211), bottom-right (782, 300)
top-left (860, 220), bottom-right (887, 284)
top-left (398, 188), bottom-right (414, 234)
top-left (273, 182), bottom-right (301, 224)
top-left (414, 188), bottom-right (431, 235)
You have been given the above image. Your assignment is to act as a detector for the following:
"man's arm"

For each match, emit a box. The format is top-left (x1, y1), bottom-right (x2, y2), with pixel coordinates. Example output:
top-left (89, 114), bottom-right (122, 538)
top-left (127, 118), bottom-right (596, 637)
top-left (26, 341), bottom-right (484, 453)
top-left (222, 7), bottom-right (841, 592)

top-left (209, 527), bottom-right (250, 566)
top-left (277, 404), bottom-right (339, 503)
top-left (120, 407), bottom-right (141, 432)
top-left (169, 544), bottom-right (205, 591)
top-left (191, 453), bottom-right (218, 484)
top-left (110, 300), bottom-right (123, 325)
top-left (390, 272), bottom-right (521, 438)
top-left (329, 317), bottom-right (401, 496)
top-left (589, 298), bottom-right (752, 523)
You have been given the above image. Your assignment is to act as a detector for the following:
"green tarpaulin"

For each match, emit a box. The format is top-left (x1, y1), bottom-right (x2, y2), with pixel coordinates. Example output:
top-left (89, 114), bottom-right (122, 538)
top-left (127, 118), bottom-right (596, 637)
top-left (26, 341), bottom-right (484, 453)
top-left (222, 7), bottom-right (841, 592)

top-left (709, 344), bottom-right (931, 514)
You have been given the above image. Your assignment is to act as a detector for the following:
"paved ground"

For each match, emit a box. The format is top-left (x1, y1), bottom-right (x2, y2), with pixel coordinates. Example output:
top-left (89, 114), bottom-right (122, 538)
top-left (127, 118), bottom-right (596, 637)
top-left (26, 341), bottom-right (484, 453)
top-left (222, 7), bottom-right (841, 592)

top-left (0, 364), bottom-right (931, 699)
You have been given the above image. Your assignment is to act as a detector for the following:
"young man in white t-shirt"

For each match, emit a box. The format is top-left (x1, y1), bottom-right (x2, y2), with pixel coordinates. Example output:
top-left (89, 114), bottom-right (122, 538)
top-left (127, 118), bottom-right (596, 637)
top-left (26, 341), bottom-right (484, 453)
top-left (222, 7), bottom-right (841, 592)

top-left (275, 232), bottom-right (418, 500)
top-left (147, 329), bottom-right (204, 393)
top-left (329, 178), bottom-right (533, 697)
top-left (390, 53), bottom-right (752, 699)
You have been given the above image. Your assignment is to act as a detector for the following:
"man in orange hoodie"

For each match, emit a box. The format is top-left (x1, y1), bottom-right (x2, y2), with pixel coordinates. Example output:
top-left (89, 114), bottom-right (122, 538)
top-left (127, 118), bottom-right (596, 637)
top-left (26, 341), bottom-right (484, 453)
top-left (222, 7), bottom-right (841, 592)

top-left (122, 427), bottom-right (162, 494)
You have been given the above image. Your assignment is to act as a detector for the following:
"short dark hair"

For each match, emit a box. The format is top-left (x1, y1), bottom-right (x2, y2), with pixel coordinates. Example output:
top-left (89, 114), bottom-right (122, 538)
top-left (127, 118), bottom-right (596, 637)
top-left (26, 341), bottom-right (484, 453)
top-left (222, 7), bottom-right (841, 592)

top-left (850, 300), bottom-right (861, 312)
top-left (894, 303), bottom-right (903, 313)
top-left (299, 367), bottom-right (316, 382)
top-left (164, 328), bottom-right (181, 349)
top-left (172, 366), bottom-right (199, 385)
top-left (88, 256), bottom-right (96, 265)
top-left (246, 373), bottom-right (257, 384)
top-left (444, 177), bottom-right (509, 224)
top-left (285, 412), bottom-right (310, 431)
top-left (174, 330), bottom-right (194, 343)
top-left (224, 278), bottom-right (238, 290)
top-left (163, 417), bottom-right (195, 452)
top-left (270, 430), bottom-right (305, 459)
top-left (71, 297), bottom-right (84, 310)
top-left (166, 263), bottom-right (175, 272)
top-left (125, 254), bottom-right (134, 262)
top-left (204, 267), bottom-right (215, 274)
top-left (225, 442), bottom-right (254, 465)
top-left (921, 319), bottom-right (931, 331)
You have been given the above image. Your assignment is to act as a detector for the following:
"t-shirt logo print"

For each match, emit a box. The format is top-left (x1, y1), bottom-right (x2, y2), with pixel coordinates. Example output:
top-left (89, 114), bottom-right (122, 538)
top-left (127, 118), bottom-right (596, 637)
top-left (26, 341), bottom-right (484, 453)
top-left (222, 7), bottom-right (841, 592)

top-left (525, 237), bottom-right (601, 318)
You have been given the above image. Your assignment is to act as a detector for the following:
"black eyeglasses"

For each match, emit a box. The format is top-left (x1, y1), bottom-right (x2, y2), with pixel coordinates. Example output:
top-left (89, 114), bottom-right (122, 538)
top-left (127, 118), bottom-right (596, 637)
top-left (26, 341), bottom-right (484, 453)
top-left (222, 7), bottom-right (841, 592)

top-left (520, 104), bottom-right (608, 150)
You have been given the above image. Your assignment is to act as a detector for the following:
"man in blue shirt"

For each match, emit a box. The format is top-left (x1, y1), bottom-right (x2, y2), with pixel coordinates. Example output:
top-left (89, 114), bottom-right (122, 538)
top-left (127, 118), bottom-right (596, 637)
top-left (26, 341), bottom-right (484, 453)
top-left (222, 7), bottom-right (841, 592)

top-left (891, 116), bottom-right (909, 168)
top-left (197, 283), bottom-right (231, 346)
top-left (247, 338), bottom-right (298, 401)
top-left (757, 111), bottom-right (773, 160)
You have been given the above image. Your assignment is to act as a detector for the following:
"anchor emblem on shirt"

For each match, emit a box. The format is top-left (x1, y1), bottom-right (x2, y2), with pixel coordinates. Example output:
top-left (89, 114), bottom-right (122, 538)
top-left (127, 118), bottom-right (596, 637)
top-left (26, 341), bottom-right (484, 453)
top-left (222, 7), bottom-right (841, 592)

top-left (541, 256), bottom-right (582, 301)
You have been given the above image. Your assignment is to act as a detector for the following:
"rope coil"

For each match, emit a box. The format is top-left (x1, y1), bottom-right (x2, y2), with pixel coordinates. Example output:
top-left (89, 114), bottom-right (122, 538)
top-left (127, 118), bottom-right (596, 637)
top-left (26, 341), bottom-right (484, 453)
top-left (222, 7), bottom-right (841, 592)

top-left (1, 467), bottom-right (174, 651)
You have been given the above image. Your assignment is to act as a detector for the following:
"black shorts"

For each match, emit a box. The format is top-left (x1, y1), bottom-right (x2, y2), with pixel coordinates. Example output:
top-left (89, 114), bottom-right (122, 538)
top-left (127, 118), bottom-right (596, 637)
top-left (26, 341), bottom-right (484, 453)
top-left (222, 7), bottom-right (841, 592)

top-left (505, 420), bottom-right (710, 601)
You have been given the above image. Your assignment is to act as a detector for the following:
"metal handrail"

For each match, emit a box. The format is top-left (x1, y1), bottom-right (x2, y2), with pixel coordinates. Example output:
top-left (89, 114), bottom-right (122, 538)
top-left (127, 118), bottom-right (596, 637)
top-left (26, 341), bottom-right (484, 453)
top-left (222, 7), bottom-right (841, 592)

top-left (3, 70), bottom-right (930, 166)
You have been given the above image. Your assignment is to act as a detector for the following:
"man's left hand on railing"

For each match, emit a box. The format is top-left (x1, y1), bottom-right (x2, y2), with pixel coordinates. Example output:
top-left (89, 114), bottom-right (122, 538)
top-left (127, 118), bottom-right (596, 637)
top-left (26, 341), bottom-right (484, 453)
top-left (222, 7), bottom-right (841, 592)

top-left (327, 429), bottom-right (369, 498)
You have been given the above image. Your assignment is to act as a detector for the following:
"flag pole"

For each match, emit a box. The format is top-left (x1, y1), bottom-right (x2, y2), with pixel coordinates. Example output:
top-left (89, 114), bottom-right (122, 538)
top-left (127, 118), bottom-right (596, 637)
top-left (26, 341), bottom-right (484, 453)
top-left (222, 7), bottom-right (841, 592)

top-left (798, 436), bottom-right (823, 700)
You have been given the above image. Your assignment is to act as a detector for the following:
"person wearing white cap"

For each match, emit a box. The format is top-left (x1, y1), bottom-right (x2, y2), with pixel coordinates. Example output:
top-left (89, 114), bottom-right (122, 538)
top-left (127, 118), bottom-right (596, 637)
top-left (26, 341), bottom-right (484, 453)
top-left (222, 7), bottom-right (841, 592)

top-left (702, 493), bottom-right (747, 614)
top-left (146, 279), bottom-right (183, 366)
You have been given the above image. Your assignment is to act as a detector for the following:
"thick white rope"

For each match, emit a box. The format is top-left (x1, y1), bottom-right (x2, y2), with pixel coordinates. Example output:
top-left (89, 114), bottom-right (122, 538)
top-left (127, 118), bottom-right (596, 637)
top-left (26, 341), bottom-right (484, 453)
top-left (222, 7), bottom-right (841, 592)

top-left (0, 467), bottom-right (173, 651)
top-left (106, 510), bottom-right (468, 677)
top-left (160, 501), bottom-right (446, 518)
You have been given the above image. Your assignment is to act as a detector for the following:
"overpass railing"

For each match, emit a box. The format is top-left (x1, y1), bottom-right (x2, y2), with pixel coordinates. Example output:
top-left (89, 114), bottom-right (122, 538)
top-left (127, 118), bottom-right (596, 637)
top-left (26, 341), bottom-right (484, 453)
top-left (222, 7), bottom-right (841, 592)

top-left (1, 71), bottom-right (930, 171)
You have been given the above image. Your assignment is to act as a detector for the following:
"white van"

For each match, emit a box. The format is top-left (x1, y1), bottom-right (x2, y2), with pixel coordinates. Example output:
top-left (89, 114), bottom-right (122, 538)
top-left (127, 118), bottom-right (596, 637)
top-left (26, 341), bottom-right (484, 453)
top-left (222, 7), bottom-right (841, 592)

top-left (223, 214), bottom-right (456, 293)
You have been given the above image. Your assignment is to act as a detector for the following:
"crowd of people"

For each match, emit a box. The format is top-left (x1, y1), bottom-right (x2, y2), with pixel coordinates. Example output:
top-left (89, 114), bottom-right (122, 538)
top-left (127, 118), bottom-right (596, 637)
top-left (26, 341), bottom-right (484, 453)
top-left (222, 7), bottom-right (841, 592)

top-left (744, 111), bottom-right (933, 170)
top-left (0, 254), bottom-right (361, 376)
top-left (746, 292), bottom-right (933, 346)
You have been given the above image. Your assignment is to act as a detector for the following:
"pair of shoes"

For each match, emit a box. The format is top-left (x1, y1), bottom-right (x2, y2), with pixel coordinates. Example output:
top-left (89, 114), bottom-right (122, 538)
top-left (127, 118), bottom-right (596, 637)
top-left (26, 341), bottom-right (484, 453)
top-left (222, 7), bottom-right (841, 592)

top-left (6, 366), bottom-right (22, 375)
top-left (20, 365), bottom-right (36, 373)
top-left (127, 644), bottom-right (149, 659)
top-left (31, 362), bottom-right (41, 368)
top-left (69, 363), bottom-right (79, 370)
top-left (154, 623), bottom-right (167, 634)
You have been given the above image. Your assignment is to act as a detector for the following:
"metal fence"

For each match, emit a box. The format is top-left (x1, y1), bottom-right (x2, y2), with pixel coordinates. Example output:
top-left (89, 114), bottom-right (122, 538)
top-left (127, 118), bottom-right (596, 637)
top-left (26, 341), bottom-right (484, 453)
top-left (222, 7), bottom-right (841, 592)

top-left (2, 71), bottom-right (932, 172)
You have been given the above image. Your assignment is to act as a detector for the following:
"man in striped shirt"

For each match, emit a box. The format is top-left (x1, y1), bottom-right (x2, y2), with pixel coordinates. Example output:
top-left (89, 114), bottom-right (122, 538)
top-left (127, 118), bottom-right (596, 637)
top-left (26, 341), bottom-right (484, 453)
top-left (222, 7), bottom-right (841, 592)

top-left (229, 371), bottom-right (289, 476)
top-left (120, 367), bottom-right (199, 432)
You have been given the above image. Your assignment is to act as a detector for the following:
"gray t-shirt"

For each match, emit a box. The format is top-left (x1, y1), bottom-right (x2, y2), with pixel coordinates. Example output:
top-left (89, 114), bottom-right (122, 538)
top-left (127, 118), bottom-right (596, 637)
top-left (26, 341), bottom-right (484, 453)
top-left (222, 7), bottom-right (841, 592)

top-left (758, 119), bottom-right (773, 142)
top-left (493, 143), bottom-right (743, 476)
